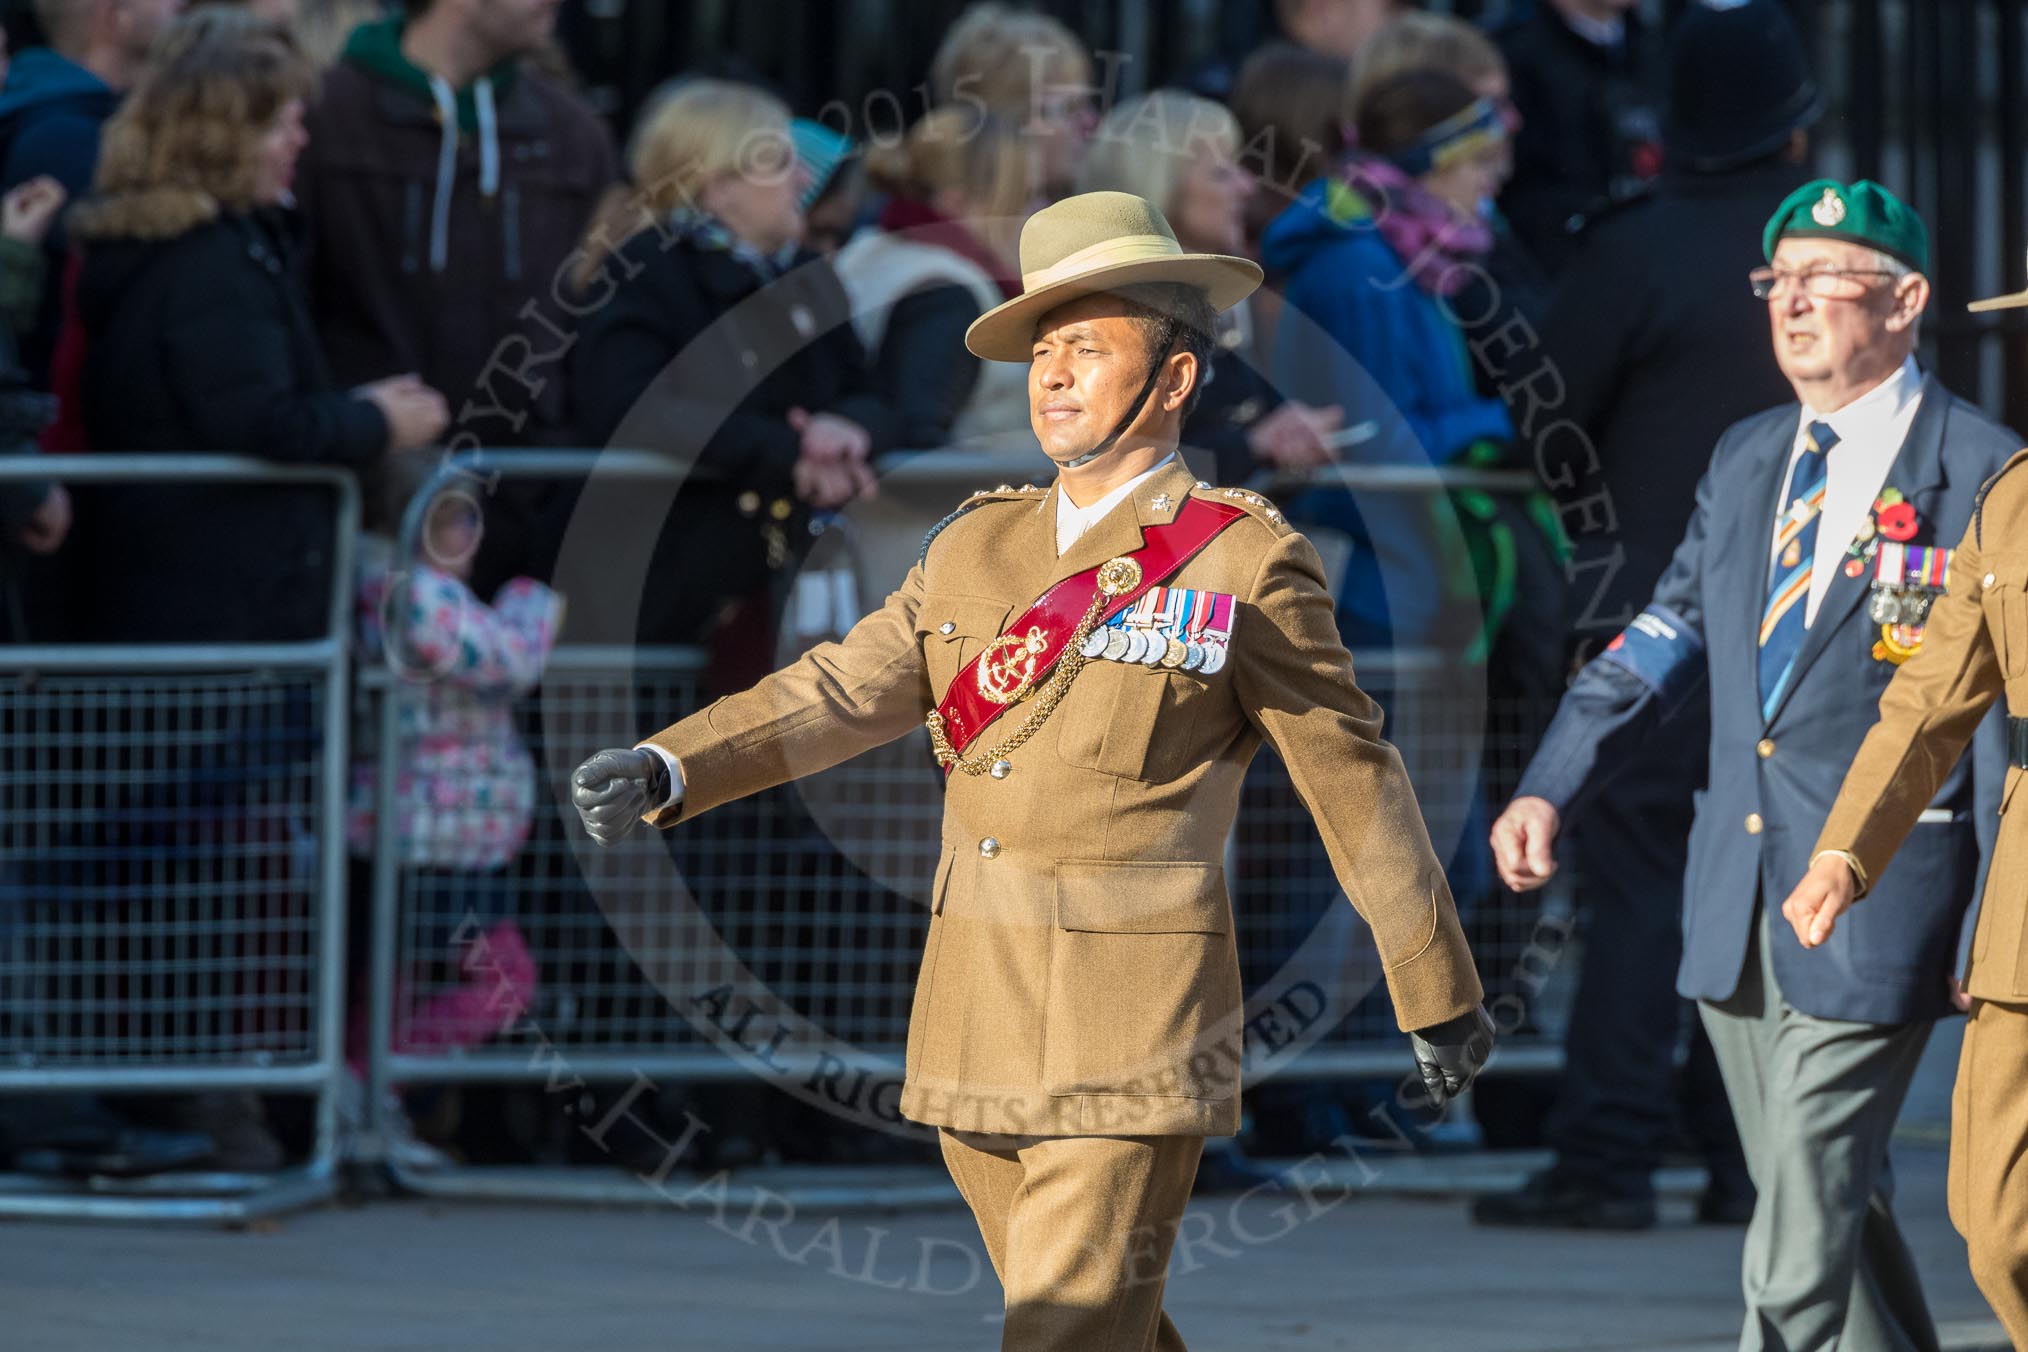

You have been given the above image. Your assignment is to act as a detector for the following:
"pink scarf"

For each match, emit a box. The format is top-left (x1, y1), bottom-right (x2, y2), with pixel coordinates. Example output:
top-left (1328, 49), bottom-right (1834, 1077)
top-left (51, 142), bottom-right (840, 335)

top-left (1336, 150), bottom-right (1493, 298)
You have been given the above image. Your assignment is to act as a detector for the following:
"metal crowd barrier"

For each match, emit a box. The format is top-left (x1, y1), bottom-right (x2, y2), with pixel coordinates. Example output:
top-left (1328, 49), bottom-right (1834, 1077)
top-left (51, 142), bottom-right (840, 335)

top-left (0, 455), bottom-right (356, 1222)
top-left (362, 449), bottom-right (1572, 1203)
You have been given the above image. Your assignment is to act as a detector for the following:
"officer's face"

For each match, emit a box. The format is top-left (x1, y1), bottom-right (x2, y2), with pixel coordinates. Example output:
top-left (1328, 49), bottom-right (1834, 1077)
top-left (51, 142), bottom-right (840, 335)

top-left (1768, 238), bottom-right (1926, 400)
top-left (1028, 293), bottom-right (1184, 465)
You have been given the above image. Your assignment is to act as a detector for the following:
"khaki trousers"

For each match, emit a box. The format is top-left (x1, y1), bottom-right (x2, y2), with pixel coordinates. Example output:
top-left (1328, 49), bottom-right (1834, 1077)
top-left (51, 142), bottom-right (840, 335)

top-left (939, 1128), bottom-right (1203, 1352)
top-left (1948, 997), bottom-right (2028, 1346)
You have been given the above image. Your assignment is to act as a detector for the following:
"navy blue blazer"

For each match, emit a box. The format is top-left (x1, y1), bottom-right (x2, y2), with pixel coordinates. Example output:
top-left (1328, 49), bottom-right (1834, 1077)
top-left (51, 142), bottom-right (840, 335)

top-left (1519, 372), bottom-right (2017, 1023)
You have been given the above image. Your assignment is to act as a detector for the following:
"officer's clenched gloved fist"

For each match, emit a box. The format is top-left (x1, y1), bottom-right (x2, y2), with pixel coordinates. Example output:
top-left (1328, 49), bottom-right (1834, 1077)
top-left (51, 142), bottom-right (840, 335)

top-left (1408, 1003), bottom-right (1496, 1107)
top-left (571, 747), bottom-right (670, 847)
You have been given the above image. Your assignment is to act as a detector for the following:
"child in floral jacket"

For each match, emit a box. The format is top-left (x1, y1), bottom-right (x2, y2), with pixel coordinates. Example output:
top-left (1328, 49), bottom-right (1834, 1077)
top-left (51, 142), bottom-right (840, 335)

top-left (348, 468), bottom-right (563, 1068)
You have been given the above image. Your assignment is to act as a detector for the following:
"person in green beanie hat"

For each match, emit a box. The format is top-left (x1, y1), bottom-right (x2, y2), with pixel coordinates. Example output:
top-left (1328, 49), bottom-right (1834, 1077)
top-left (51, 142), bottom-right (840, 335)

top-left (294, 0), bottom-right (617, 511)
top-left (1493, 171), bottom-right (2021, 1352)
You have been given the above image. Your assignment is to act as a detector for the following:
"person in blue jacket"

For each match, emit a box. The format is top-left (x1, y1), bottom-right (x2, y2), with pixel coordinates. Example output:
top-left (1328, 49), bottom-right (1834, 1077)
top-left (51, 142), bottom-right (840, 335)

top-left (0, 0), bottom-right (182, 375)
top-left (1262, 67), bottom-right (1518, 654)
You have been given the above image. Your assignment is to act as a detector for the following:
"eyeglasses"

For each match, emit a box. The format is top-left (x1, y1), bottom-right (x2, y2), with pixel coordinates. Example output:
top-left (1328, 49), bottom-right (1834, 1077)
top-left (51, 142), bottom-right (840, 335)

top-left (1749, 266), bottom-right (1900, 300)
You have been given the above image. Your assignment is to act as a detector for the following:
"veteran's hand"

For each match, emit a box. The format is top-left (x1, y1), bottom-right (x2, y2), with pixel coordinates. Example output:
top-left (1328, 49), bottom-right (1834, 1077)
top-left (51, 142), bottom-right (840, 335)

top-left (1490, 796), bottom-right (1560, 892)
top-left (1409, 1004), bottom-right (1496, 1107)
top-left (571, 747), bottom-right (670, 847)
top-left (1781, 853), bottom-right (1859, 949)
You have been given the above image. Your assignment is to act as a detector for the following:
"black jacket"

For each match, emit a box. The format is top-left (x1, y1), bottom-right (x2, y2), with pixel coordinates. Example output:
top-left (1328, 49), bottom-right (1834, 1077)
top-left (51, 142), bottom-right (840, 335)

top-left (74, 208), bottom-right (387, 642)
top-left (570, 231), bottom-right (894, 644)
top-left (0, 48), bottom-right (119, 379)
top-left (870, 283), bottom-right (982, 451)
top-left (1493, 2), bottom-right (1663, 275)
top-left (1540, 158), bottom-right (1813, 645)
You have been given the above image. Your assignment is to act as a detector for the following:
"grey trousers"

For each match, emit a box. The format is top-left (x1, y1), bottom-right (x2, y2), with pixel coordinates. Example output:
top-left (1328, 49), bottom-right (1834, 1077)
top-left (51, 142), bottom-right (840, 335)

top-left (1698, 906), bottom-right (1940, 1352)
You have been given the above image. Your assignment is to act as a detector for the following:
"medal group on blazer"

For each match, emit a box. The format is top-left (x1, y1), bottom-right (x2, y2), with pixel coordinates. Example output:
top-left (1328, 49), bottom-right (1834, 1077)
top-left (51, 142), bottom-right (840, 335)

top-left (1081, 585), bottom-right (1236, 673)
top-left (1845, 487), bottom-right (1947, 666)
top-left (1867, 539), bottom-right (1951, 664)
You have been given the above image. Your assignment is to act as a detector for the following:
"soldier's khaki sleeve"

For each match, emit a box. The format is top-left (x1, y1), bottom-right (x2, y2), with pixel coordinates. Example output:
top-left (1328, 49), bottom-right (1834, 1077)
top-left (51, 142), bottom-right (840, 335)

top-left (1816, 519), bottom-right (2006, 887)
top-left (1233, 528), bottom-right (1485, 1031)
top-left (638, 564), bottom-right (934, 827)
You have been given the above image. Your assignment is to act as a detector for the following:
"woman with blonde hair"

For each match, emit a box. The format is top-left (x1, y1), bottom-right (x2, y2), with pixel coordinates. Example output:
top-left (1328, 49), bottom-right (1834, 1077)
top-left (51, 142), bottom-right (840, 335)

top-left (830, 105), bottom-right (1032, 451)
top-left (570, 77), bottom-right (891, 647)
top-left (929, 1), bottom-right (1095, 199)
top-left (1078, 89), bottom-right (1341, 485)
top-left (68, 6), bottom-right (448, 642)
top-left (1345, 10), bottom-right (1515, 136)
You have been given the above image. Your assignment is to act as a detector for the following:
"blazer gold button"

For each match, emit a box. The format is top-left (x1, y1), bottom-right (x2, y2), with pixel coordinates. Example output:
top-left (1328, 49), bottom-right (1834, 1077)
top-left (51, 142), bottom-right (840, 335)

top-left (939, 621), bottom-right (955, 635)
top-left (979, 837), bottom-right (1001, 858)
top-left (1745, 813), bottom-right (1764, 835)
top-left (1985, 572), bottom-right (1997, 588)
top-left (1757, 739), bottom-right (1775, 759)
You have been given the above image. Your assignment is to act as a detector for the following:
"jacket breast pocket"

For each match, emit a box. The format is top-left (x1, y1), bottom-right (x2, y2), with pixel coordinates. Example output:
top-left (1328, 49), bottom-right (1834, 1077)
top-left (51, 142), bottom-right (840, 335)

top-left (1042, 860), bottom-right (1241, 1098)
top-left (1055, 663), bottom-right (1211, 782)
top-left (914, 593), bottom-right (1012, 701)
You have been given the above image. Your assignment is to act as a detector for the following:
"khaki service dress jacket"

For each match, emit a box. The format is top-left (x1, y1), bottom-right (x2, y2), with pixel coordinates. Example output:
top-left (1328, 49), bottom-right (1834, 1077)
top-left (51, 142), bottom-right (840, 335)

top-left (642, 459), bottom-right (1484, 1137)
top-left (1819, 448), bottom-right (2028, 1001)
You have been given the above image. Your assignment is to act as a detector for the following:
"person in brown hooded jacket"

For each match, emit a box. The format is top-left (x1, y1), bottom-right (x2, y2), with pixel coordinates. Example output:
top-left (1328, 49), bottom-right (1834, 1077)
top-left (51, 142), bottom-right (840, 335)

top-left (293, 0), bottom-right (615, 473)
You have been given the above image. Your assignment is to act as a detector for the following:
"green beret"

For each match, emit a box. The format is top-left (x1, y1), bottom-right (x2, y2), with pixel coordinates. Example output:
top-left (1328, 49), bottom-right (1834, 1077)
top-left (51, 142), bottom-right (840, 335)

top-left (1762, 178), bottom-right (1929, 273)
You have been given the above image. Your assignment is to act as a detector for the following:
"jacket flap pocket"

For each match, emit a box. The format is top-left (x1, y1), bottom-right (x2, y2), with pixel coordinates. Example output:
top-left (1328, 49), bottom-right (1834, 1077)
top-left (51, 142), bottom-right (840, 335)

top-left (916, 593), bottom-right (1012, 641)
top-left (1055, 860), bottom-right (1228, 933)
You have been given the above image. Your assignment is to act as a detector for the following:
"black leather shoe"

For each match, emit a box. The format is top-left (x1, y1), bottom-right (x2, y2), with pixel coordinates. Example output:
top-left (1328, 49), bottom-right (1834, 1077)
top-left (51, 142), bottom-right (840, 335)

top-left (1471, 1169), bottom-right (1659, 1230)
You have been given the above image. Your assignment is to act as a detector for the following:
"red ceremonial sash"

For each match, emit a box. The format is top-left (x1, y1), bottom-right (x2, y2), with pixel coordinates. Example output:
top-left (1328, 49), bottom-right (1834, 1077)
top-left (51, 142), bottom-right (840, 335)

top-left (932, 495), bottom-right (1247, 764)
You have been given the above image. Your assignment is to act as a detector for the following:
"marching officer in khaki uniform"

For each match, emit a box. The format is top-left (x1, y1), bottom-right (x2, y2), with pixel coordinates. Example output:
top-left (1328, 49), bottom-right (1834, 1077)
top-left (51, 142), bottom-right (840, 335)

top-left (1785, 266), bottom-right (2028, 1347)
top-left (570, 191), bottom-right (1494, 1351)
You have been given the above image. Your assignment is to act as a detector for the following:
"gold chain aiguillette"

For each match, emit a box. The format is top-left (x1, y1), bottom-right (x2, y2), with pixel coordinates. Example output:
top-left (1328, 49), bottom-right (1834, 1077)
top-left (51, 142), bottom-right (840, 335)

top-left (925, 556), bottom-right (1141, 776)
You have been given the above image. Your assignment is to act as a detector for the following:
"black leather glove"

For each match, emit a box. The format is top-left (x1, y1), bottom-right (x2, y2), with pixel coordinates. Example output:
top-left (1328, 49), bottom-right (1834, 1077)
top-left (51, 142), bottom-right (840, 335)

top-left (1408, 1004), bottom-right (1496, 1107)
top-left (571, 747), bottom-right (671, 847)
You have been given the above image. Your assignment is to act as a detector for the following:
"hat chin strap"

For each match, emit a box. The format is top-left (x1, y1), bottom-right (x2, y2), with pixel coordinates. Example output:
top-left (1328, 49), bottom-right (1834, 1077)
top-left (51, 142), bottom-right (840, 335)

top-left (1057, 341), bottom-right (1173, 471)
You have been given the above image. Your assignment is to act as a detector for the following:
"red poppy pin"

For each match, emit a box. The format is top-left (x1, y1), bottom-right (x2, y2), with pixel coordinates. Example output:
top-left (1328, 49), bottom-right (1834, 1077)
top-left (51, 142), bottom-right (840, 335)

top-left (1850, 487), bottom-right (1919, 558)
top-left (1876, 500), bottom-right (1919, 542)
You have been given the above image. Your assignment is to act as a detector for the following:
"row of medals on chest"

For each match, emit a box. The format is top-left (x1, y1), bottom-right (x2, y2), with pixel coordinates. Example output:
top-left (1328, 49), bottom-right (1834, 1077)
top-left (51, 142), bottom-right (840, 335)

top-left (970, 485), bottom-right (1259, 708)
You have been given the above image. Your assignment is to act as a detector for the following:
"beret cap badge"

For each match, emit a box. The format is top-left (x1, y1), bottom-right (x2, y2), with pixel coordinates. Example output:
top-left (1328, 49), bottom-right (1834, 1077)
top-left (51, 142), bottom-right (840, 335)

top-left (1810, 187), bottom-right (1847, 227)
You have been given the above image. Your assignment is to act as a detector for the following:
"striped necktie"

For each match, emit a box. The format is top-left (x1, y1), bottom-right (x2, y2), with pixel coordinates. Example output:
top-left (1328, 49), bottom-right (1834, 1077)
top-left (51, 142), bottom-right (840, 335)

top-left (1758, 420), bottom-right (1837, 716)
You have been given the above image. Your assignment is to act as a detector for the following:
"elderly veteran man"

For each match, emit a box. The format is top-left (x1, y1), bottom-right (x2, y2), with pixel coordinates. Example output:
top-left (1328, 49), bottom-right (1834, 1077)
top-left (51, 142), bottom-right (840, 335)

top-left (1491, 179), bottom-right (2017, 1352)
top-left (1783, 255), bottom-right (2028, 1348)
top-left (570, 191), bottom-right (1494, 1352)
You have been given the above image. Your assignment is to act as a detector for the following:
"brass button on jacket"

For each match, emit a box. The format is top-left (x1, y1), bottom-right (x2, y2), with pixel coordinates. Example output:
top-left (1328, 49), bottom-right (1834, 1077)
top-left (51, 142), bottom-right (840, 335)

top-left (1745, 813), bottom-right (1765, 835)
top-left (1757, 739), bottom-right (1776, 759)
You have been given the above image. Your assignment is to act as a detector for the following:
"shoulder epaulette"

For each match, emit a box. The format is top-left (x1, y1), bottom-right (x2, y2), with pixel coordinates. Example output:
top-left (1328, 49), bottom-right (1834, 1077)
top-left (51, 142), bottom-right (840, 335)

top-left (918, 482), bottom-right (1048, 565)
top-left (1974, 447), bottom-right (2028, 548)
top-left (1192, 481), bottom-right (1292, 534)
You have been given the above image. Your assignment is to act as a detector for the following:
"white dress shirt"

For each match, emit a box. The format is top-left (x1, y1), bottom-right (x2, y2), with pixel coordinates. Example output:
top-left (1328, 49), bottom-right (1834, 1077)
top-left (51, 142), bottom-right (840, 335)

top-left (1056, 454), bottom-right (1176, 555)
top-left (1768, 357), bottom-right (1924, 625)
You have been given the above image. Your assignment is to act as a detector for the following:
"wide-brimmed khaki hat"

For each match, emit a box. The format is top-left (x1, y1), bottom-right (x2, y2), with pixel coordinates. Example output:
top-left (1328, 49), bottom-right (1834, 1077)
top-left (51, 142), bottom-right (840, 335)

top-left (1971, 250), bottom-right (2028, 312)
top-left (964, 191), bottom-right (1262, 362)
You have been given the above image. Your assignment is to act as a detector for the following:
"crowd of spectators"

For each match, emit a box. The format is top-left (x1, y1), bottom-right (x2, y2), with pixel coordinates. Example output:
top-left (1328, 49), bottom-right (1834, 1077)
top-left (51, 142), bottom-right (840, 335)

top-left (0, 0), bottom-right (1810, 1181)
